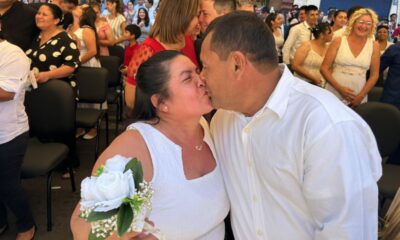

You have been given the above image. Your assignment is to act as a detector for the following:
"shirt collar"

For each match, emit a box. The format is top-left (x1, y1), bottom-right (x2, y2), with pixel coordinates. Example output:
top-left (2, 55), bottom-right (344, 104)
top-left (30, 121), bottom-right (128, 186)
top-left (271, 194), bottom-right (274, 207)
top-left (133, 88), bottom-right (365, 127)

top-left (260, 64), bottom-right (294, 119)
top-left (303, 21), bottom-right (311, 29)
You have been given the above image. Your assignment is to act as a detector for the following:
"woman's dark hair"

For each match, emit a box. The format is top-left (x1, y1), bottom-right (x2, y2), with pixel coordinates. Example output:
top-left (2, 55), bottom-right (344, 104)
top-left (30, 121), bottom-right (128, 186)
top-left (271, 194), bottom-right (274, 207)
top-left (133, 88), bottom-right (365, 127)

top-left (132, 50), bottom-right (183, 122)
top-left (137, 8), bottom-right (150, 27)
top-left (311, 22), bottom-right (331, 39)
top-left (80, 6), bottom-right (100, 58)
top-left (330, 9), bottom-right (346, 26)
top-left (377, 25), bottom-right (389, 32)
top-left (265, 13), bottom-right (278, 32)
top-left (106, 0), bottom-right (124, 15)
top-left (41, 3), bottom-right (63, 25)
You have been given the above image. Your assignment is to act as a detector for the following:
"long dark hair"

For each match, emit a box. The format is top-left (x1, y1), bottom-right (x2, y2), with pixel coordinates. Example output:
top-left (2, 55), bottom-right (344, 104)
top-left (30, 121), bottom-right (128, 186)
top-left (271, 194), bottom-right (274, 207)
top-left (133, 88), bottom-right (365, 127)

top-left (330, 9), bottom-right (346, 26)
top-left (137, 7), bottom-right (150, 27)
top-left (132, 50), bottom-right (183, 122)
top-left (40, 3), bottom-right (63, 26)
top-left (80, 6), bottom-right (100, 58)
top-left (265, 13), bottom-right (278, 32)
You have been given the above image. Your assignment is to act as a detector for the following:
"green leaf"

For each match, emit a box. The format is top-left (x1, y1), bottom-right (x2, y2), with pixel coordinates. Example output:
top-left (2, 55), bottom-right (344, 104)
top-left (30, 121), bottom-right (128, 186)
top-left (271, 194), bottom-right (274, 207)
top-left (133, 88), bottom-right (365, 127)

top-left (95, 165), bottom-right (104, 176)
top-left (124, 158), bottom-right (144, 190)
top-left (89, 231), bottom-right (105, 240)
top-left (86, 209), bottom-right (118, 222)
top-left (117, 203), bottom-right (134, 237)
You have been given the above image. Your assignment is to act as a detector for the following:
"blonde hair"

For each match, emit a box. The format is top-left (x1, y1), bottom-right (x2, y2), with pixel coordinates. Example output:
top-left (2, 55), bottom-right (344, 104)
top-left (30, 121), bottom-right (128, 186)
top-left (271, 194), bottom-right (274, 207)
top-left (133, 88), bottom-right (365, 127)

top-left (379, 189), bottom-right (400, 240)
top-left (345, 8), bottom-right (378, 38)
top-left (149, 0), bottom-right (200, 44)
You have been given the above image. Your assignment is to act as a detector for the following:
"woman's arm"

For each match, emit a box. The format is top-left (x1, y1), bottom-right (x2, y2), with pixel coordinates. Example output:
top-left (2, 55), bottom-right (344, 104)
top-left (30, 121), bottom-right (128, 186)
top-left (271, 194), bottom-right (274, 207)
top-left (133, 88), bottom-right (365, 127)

top-left (35, 65), bottom-right (75, 83)
top-left (350, 41), bottom-right (380, 107)
top-left (80, 28), bottom-right (98, 64)
top-left (99, 22), bottom-right (115, 47)
top-left (320, 37), bottom-right (356, 100)
top-left (292, 42), bottom-right (321, 85)
top-left (70, 130), bottom-right (154, 239)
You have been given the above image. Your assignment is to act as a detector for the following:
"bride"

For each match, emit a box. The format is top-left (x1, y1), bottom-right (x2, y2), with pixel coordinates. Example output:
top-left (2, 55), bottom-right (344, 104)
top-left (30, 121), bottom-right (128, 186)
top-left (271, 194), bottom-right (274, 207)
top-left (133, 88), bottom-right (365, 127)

top-left (70, 50), bottom-right (229, 240)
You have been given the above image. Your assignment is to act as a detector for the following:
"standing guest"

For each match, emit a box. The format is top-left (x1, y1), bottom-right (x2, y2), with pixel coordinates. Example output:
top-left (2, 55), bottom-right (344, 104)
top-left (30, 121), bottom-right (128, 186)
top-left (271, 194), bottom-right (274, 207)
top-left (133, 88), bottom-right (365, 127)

top-left (389, 13), bottom-right (397, 38)
top-left (144, 0), bottom-right (155, 23)
top-left (122, 24), bottom-right (141, 68)
top-left (106, 0), bottom-right (127, 48)
top-left (376, 25), bottom-right (393, 55)
top-left (265, 13), bottom-right (284, 63)
top-left (333, 6), bottom-right (364, 40)
top-left (124, 0), bottom-right (200, 109)
top-left (200, 11), bottom-right (381, 240)
top-left (26, 4), bottom-right (80, 85)
top-left (91, 2), bottom-right (115, 56)
top-left (135, 8), bottom-right (151, 44)
top-left (292, 22), bottom-right (332, 87)
top-left (0, 0), bottom-right (38, 51)
top-left (133, 0), bottom-right (145, 21)
top-left (380, 43), bottom-right (400, 107)
top-left (282, 5), bottom-right (319, 65)
top-left (0, 33), bottom-right (36, 240)
top-left (331, 10), bottom-right (347, 39)
top-left (124, 1), bottom-right (135, 25)
top-left (321, 8), bottom-right (380, 107)
top-left (235, 0), bottom-right (253, 12)
top-left (198, 0), bottom-right (236, 34)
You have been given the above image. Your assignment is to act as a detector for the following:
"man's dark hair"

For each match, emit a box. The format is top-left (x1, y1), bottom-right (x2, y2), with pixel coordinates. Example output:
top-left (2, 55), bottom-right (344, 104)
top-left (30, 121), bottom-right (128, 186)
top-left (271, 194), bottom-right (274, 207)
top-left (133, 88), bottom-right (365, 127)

top-left (299, 5), bottom-right (307, 12)
top-left (125, 24), bottom-right (142, 39)
top-left (214, 0), bottom-right (237, 14)
top-left (306, 5), bottom-right (318, 13)
top-left (204, 11), bottom-right (278, 68)
top-left (347, 5), bottom-right (363, 20)
top-left (64, 0), bottom-right (78, 6)
top-left (390, 13), bottom-right (397, 18)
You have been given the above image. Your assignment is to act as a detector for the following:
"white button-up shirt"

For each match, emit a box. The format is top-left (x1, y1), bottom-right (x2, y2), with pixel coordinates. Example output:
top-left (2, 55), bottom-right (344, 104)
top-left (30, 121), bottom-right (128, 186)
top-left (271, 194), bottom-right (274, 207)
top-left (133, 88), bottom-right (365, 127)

top-left (211, 65), bottom-right (382, 240)
top-left (282, 21), bottom-right (313, 64)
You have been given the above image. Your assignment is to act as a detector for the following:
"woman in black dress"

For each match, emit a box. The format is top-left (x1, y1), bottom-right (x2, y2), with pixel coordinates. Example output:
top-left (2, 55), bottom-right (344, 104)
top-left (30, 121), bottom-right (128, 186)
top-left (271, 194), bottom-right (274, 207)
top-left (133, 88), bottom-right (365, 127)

top-left (26, 3), bottom-right (80, 88)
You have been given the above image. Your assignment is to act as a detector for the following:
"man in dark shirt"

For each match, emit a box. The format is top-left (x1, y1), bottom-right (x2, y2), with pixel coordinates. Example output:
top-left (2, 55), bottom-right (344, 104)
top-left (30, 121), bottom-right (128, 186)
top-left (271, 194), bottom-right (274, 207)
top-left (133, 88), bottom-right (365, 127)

top-left (0, 0), bottom-right (38, 51)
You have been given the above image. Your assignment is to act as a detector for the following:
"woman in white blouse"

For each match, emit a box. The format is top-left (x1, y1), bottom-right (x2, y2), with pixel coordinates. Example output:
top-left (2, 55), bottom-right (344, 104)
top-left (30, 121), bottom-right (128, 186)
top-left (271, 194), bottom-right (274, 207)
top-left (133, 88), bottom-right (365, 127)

top-left (265, 13), bottom-right (284, 62)
top-left (106, 0), bottom-right (127, 48)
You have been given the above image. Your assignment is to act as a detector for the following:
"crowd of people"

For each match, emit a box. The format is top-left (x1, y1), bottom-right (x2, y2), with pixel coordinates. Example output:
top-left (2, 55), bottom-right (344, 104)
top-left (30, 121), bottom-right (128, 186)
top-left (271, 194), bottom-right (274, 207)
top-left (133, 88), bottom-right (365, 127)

top-left (1, 0), bottom-right (400, 239)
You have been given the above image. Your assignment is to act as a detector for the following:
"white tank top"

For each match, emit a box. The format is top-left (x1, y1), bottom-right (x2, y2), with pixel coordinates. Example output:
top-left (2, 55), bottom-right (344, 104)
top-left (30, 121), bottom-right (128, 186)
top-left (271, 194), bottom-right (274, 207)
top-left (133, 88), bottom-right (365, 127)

top-left (126, 119), bottom-right (230, 240)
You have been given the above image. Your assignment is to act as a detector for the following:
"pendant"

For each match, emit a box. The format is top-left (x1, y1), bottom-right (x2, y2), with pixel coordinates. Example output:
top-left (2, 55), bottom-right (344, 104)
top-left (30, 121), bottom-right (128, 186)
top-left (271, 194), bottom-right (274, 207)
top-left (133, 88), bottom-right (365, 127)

top-left (194, 144), bottom-right (203, 151)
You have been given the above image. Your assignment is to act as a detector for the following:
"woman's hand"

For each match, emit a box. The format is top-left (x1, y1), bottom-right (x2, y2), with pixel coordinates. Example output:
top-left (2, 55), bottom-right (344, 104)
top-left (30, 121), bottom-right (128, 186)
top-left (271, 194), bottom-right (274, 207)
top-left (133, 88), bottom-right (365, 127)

top-left (349, 94), bottom-right (365, 108)
top-left (338, 86), bottom-right (356, 102)
top-left (35, 71), bottom-right (51, 83)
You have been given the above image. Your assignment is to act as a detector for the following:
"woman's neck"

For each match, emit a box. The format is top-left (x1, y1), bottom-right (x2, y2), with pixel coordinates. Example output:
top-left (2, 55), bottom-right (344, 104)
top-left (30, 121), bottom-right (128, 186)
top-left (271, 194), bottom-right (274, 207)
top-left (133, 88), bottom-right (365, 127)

top-left (313, 37), bottom-right (326, 46)
top-left (156, 117), bottom-right (204, 145)
top-left (332, 25), bottom-right (341, 32)
top-left (156, 35), bottom-right (185, 50)
top-left (41, 27), bottom-right (60, 37)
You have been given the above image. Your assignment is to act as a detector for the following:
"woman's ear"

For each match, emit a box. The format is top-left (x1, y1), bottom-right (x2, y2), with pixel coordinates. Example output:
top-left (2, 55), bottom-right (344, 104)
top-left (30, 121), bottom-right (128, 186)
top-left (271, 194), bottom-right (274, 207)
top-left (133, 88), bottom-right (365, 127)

top-left (150, 94), bottom-right (160, 109)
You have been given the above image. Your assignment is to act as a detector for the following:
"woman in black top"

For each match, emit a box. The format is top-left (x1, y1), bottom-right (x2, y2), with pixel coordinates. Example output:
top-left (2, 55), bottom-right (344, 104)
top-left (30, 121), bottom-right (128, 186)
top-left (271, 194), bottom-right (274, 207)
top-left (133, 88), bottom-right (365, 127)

top-left (25, 3), bottom-right (80, 87)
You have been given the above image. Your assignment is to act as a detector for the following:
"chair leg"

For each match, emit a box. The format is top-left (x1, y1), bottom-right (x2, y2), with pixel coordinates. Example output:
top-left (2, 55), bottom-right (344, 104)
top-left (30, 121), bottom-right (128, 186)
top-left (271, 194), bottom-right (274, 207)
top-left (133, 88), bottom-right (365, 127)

top-left (105, 112), bottom-right (109, 146)
top-left (69, 166), bottom-right (76, 192)
top-left (47, 172), bottom-right (53, 231)
top-left (94, 120), bottom-right (101, 161)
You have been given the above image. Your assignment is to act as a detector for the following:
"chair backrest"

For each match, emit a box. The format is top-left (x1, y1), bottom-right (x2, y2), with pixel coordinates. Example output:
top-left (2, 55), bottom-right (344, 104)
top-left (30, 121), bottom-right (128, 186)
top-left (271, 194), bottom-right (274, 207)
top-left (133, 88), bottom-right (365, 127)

top-left (368, 87), bottom-right (383, 102)
top-left (25, 80), bottom-right (75, 143)
top-left (108, 45), bottom-right (125, 65)
top-left (76, 67), bottom-right (108, 103)
top-left (99, 56), bottom-right (122, 87)
top-left (355, 102), bottom-right (400, 157)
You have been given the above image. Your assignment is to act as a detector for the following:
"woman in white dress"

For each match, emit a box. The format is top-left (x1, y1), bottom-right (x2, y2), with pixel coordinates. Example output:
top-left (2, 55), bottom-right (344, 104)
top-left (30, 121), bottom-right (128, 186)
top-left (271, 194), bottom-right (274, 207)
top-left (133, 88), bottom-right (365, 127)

top-left (321, 8), bottom-right (380, 107)
top-left (265, 13), bottom-right (284, 63)
top-left (71, 51), bottom-right (229, 240)
top-left (106, 0), bottom-right (127, 48)
top-left (292, 22), bottom-right (333, 88)
top-left (376, 25), bottom-right (394, 55)
top-left (69, 5), bottom-right (103, 140)
top-left (331, 10), bottom-right (347, 39)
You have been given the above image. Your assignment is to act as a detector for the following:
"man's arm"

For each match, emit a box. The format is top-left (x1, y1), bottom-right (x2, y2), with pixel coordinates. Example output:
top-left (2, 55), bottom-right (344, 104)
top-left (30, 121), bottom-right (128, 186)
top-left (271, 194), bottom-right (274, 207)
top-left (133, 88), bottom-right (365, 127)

top-left (282, 25), bottom-right (299, 64)
top-left (302, 116), bottom-right (381, 239)
top-left (0, 88), bottom-right (15, 102)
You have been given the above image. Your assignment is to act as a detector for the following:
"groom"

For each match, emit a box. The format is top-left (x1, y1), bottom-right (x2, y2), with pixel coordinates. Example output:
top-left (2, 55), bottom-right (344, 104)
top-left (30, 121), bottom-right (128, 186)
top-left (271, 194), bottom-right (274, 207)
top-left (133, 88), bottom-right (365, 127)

top-left (200, 11), bottom-right (382, 239)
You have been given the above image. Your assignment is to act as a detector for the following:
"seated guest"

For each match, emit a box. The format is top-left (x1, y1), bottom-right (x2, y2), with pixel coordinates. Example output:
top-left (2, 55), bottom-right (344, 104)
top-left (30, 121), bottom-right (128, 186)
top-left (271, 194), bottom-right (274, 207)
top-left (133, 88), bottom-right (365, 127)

top-left (71, 50), bottom-right (229, 240)
top-left (0, 32), bottom-right (36, 240)
top-left (124, 0), bottom-right (200, 110)
top-left (292, 22), bottom-right (333, 88)
top-left (25, 4), bottom-right (80, 88)
top-left (91, 2), bottom-right (115, 56)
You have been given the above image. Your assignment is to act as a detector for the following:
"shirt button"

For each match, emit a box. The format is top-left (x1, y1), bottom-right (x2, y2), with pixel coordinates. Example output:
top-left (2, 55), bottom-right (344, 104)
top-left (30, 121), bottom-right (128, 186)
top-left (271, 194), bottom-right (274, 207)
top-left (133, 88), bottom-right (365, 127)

top-left (243, 127), bottom-right (249, 133)
top-left (257, 229), bottom-right (263, 236)
top-left (253, 195), bottom-right (258, 202)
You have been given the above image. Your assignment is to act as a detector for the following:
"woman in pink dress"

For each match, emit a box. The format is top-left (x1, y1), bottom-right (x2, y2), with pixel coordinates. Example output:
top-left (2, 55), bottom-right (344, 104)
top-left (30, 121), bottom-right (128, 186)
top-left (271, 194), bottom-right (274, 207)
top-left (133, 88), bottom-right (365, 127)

top-left (91, 2), bottom-right (114, 56)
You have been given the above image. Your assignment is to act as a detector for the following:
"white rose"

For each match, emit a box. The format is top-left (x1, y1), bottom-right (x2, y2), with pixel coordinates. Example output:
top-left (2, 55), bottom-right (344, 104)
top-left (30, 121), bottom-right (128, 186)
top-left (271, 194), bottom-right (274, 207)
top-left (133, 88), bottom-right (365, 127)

top-left (104, 155), bottom-right (130, 173)
top-left (80, 170), bottom-right (135, 212)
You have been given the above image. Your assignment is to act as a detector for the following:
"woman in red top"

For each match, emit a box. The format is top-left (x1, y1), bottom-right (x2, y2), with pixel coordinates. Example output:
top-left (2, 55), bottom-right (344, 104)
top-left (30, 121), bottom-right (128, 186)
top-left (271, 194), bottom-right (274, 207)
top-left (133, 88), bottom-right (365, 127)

top-left (124, 0), bottom-right (200, 109)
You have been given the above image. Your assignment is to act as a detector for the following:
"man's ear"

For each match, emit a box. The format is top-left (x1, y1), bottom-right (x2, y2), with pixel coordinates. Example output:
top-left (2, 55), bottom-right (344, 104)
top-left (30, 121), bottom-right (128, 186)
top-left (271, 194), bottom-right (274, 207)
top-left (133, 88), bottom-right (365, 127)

top-left (230, 51), bottom-right (246, 76)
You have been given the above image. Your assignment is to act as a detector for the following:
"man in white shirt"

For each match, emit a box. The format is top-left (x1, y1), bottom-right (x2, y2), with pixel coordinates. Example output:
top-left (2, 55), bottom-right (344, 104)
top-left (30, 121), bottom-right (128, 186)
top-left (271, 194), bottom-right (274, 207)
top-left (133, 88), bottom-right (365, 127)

top-left (200, 11), bottom-right (382, 240)
top-left (282, 5), bottom-right (319, 65)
